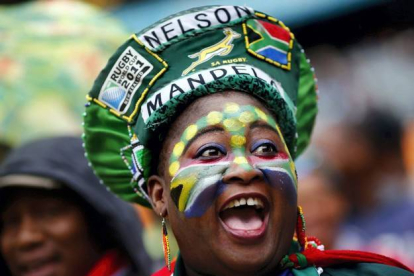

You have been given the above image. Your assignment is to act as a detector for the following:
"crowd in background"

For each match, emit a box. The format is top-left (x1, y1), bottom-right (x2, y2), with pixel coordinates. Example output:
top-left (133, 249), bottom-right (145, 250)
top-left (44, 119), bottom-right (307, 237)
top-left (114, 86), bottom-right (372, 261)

top-left (0, 0), bottom-right (413, 275)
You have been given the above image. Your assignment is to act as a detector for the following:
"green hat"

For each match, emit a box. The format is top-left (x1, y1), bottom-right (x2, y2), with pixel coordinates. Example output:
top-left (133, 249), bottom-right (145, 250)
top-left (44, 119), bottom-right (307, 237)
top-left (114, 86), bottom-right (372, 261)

top-left (83, 5), bottom-right (318, 206)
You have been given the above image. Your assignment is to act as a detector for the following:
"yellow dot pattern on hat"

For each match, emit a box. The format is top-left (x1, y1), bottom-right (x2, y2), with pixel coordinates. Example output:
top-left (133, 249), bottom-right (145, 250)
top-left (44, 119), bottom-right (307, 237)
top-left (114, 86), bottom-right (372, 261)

top-left (224, 103), bottom-right (240, 113)
top-left (223, 118), bottom-right (243, 132)
top-left (169, 161), bottom-right (180, 176)
top-left (173, 141), bottom-right (185, 157)
top-left (254, 107), bottom-right (268, 122)
top-left (231, 135), bottom-right (246, 148)
top-left (184, 124), bottom-right (198, 140)
top-left (234, 156), bottom-right (248, 165)
top-left (239, 111), bottom-right (255, 123)
top-left (207, 111), bottom-right (223, 125)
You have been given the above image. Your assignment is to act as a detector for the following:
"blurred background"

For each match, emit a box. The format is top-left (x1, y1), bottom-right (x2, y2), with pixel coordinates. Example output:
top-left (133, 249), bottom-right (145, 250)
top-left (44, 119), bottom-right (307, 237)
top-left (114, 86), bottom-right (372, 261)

top-left (1, 0), bottom-right (413, 270)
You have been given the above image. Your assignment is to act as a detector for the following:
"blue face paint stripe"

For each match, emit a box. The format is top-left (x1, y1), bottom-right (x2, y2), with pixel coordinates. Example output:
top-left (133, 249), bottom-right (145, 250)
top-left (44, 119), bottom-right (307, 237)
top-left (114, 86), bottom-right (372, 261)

top-left (260, 168), bottom-right (297, 206)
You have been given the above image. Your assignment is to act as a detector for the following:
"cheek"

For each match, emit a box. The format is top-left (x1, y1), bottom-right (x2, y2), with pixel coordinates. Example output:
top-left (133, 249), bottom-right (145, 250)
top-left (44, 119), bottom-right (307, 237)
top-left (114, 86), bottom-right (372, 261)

top-left (47, 210), bottom-right (91, 251)
top-left (0, 232), bottom-right (11, 259)
top-left (260, 169), bottom-right (297, 207)
top-left (170, 163), bottom-right (230, 218)
top-left (250, 157), bottom-right (298, 207)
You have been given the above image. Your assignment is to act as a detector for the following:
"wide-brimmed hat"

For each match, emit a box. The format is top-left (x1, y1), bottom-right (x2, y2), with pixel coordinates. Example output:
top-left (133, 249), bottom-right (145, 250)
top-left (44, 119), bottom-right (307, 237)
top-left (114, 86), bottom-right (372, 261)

top-left (83, 5), bottom-right (318, 206)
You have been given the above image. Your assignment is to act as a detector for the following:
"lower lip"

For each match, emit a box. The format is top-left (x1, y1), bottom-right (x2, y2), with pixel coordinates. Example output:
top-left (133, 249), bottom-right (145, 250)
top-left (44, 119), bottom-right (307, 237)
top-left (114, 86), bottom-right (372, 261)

top-left (219, 212), bottom-right (269, 242)
top-left (22, 261), bottom-right (59, 276)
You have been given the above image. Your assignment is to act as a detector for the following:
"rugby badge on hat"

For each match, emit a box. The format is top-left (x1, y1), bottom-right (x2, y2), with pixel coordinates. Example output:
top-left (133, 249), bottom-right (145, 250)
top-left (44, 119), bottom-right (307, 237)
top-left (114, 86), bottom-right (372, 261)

top-left (244, 18), bottom-right (294, 70)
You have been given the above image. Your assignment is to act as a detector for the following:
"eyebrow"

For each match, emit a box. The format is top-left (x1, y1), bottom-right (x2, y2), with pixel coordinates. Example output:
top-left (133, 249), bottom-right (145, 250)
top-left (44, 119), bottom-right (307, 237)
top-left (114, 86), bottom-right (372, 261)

top-left (250, 121), bottom-right (280, 136)
top-left (183, 126), bottom-right (224, 154)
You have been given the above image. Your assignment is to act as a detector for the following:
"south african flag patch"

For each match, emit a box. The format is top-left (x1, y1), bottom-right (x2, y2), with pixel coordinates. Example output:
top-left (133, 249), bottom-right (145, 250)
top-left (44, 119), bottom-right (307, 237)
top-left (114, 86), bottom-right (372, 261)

top-left (244, 19), bottom-right (294, 70)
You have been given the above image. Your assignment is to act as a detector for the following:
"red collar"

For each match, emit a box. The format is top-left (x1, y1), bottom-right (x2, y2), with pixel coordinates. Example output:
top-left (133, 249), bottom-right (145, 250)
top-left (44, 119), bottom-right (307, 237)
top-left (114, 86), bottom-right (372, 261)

top-left (87, 250), bottom-right (128, 276)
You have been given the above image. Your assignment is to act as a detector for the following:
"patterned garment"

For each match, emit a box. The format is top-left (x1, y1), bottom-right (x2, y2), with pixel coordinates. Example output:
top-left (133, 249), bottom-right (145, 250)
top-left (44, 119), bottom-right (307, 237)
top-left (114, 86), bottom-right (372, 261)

top-left (0, 0), bottom-right (127, 146)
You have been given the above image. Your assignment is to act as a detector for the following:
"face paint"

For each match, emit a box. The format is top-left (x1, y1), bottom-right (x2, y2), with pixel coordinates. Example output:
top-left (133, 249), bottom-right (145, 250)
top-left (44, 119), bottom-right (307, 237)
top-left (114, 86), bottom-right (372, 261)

top-left (169, 103), bottom-right (297, 217)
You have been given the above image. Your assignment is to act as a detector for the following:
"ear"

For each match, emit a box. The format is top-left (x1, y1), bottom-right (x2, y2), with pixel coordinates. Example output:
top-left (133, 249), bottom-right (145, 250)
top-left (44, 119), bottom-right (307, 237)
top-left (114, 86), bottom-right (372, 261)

top-left (147, 175), bottom-right (168, 217)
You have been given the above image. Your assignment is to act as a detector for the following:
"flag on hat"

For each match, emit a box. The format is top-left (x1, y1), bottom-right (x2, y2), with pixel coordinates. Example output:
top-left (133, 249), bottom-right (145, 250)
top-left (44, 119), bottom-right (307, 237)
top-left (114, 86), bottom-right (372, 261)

top-left (245, 19), bottom-right (293, 69)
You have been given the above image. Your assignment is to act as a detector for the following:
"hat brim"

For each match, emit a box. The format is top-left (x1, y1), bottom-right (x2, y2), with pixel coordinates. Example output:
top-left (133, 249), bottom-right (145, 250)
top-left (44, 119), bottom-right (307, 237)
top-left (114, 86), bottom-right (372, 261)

top-left (0, 175), bottom-right (62, 190)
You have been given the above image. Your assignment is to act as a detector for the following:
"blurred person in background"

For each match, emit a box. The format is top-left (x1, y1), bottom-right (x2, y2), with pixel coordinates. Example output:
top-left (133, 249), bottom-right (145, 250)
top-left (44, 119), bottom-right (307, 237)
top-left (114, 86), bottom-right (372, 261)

top-left (0, 0), bottom-right (127, 147)
top-left (0, 136), bottom-right (152, 276)
top-left (317, 108), bottom-right (414, 268)
top-left (0, 0), bottom-right (165, 269)
top-left (298, 166), bottom-right (349, 250)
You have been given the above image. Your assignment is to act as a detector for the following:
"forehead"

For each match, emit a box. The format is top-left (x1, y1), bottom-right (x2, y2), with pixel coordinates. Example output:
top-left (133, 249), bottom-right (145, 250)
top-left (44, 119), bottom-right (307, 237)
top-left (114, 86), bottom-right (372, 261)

top-left (0, 188), bottom-right (74, 213)
top-left (168, 92), bottom-right (271, 136)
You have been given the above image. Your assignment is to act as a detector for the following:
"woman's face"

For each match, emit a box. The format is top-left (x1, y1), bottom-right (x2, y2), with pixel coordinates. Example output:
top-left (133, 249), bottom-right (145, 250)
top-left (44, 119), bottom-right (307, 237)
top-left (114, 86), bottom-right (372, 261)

top-left (149, 92), bottom-right (298, 276)
top-left (0, 188), bottom-right (102, 276)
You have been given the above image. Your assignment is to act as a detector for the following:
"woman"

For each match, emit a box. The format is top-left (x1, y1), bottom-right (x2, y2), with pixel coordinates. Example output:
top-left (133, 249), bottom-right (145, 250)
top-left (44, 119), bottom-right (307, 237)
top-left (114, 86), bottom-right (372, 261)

top-left (0, 137), bottom-right (152, 276)
top-left (83, 5), bottom-right (414, 276)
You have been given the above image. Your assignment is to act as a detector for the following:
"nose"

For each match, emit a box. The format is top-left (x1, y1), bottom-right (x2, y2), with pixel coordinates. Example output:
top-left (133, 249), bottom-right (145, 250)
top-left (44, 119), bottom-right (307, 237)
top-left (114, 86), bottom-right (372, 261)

top-left (222, 158), bottom-right (263, 185)
top-left (15, 215), bottom-right (45, 251)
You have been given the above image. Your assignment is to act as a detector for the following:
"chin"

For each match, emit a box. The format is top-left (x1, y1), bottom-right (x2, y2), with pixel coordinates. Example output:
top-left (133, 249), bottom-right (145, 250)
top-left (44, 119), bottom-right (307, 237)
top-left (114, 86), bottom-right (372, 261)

top-left (212, 239), bottom-right (282, 276)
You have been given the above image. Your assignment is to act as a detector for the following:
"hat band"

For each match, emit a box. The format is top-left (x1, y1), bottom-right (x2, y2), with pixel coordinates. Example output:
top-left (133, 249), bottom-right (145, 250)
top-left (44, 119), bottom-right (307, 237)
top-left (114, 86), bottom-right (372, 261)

top-left (0, 174), bottom-right (61, 189)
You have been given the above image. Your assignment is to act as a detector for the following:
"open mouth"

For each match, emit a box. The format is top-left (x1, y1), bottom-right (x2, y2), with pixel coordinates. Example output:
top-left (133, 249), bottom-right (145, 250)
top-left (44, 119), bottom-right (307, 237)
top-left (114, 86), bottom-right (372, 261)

top-left (219, 195), bottom-right (269, 240)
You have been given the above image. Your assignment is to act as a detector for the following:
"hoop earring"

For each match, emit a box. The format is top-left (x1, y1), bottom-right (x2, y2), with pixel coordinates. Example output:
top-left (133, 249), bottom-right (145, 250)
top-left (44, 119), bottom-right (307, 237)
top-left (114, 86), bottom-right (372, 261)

top-left (161, 215), bottom-right (171, 271)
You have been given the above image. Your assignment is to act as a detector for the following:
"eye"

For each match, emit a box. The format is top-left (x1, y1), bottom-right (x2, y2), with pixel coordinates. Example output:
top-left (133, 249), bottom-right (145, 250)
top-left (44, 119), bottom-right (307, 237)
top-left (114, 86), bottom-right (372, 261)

top-left (195, 143), bottom-right (227, 160)
top-left (251, 139), bottom-right (277, 156)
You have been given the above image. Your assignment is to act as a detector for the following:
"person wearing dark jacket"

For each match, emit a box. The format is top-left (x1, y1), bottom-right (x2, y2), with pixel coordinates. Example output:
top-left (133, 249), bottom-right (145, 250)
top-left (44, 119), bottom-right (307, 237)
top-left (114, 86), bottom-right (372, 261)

top-left (0, 136), bottom-right (152, 276)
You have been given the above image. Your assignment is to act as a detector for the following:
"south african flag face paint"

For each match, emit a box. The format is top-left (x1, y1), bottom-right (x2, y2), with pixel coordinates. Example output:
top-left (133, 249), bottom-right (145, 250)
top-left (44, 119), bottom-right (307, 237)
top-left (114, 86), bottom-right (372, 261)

top-left (168, 103), bottom-right (297, 218)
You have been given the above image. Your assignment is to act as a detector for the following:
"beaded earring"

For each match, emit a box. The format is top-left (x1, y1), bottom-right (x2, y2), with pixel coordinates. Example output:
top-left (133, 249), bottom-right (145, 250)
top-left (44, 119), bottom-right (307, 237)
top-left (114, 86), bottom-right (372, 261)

top-left (161, 215), bottom-right (171, 271)
top-left (296, 206), bottom-right (308, 250)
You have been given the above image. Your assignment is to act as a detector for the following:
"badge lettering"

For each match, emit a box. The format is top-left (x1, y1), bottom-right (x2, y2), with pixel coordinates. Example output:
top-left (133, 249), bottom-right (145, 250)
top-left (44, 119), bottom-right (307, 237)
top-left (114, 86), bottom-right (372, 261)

top-left (99, 46), bottom-right (153, 114)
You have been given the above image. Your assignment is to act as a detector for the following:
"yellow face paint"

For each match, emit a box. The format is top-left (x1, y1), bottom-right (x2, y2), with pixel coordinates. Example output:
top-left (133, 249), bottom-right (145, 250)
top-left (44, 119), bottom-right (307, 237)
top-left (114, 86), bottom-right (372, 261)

top-left (173, 141), bottom-right (185, 157)
top-left (207, 111), bottom-right (223, 125)
top-left (230, 135), bottom-right (246, 148)
top-left (184, 124), bottom-right (198, 141)
top-left (169, 161), bottom-right (180, 176)
top-left (224, 102), bottom-right (240, 113)
top-left (239, 110), bottom-right (255, 123)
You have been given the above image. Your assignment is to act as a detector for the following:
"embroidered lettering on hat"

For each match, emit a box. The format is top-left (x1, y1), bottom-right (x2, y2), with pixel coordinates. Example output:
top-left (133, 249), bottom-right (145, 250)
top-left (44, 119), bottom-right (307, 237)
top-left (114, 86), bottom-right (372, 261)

top-left (99, 46), bottom-right (153, 114)
top-left (138, 6), bottom-right (253, 51)
top-left (141, 64), bottom-right (294, 123)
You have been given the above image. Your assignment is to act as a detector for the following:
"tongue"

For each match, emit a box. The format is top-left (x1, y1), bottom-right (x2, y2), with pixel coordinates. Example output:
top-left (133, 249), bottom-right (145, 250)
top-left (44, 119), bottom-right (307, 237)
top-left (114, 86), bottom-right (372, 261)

top-left (221, 207), bottom-right (263, 230)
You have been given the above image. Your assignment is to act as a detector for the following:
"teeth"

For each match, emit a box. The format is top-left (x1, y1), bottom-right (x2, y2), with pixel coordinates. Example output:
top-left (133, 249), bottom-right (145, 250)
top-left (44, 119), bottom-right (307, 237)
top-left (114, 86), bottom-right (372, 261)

top-left (247, 198), bottom-right (254, 206)
top-left (222, 197), bottom-right (265, 211)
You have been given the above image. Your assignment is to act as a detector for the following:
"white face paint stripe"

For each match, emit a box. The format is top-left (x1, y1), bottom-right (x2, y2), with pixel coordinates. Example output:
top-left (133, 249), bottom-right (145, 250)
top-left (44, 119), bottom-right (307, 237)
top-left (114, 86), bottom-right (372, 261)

top-left (170, 161), bottom-right (231, 182)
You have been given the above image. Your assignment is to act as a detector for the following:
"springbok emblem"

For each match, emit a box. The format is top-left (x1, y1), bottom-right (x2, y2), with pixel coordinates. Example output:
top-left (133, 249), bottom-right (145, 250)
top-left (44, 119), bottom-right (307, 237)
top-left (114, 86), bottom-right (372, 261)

top-left (182, 28), bottom-right (241, 76)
